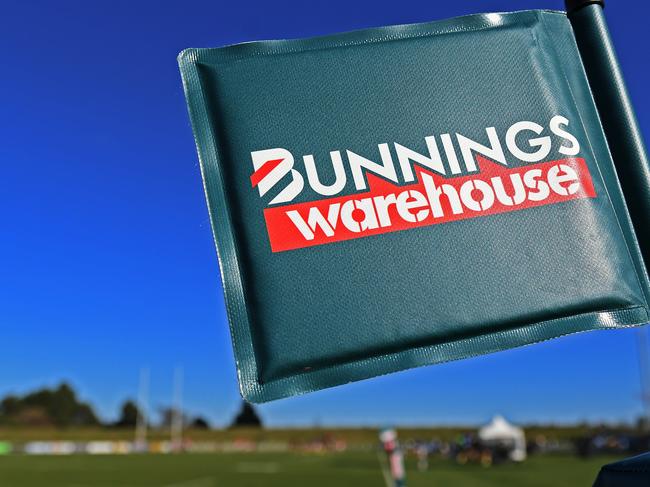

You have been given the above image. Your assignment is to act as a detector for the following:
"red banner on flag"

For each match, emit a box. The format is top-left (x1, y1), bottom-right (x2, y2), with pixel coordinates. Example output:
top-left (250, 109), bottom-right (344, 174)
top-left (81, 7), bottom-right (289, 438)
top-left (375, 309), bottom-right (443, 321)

top-left (263, 157), bottom-right (596, 252)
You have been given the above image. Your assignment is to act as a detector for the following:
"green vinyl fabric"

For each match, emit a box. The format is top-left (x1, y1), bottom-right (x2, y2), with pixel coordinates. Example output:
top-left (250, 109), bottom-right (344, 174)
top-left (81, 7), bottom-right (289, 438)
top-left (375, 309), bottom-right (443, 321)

top-left (179, 9), bottom-right (650, 402)
top-left (568, 4), bottom-right (650, 275)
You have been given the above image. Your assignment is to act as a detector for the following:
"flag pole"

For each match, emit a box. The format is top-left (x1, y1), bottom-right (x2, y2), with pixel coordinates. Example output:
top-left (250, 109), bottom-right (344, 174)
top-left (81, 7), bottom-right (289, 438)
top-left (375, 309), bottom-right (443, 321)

top-left (565, 0), bottom-right (604, 15)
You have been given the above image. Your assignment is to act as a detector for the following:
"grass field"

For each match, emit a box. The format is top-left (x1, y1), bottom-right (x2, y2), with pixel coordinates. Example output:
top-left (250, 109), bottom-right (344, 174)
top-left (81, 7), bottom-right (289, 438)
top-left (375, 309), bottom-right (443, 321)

top-left (0, 451), bottom-right (615, 487)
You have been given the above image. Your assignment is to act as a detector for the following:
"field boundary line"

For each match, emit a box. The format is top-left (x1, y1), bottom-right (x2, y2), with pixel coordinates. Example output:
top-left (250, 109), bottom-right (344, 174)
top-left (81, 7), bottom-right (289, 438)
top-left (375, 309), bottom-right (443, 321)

top-left (376, 451), bottom-right (393, 487)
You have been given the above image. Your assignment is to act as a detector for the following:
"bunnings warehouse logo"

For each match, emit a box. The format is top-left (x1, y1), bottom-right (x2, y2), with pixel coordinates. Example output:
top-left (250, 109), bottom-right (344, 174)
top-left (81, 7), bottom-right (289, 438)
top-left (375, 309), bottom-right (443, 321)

top-left (250, 116), bottom-right (596, 252)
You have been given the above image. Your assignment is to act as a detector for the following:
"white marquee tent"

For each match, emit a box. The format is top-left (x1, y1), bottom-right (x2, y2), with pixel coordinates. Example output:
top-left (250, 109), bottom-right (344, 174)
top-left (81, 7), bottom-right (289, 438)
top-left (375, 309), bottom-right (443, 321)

top-left (478, 415), bottom-right (527, 461)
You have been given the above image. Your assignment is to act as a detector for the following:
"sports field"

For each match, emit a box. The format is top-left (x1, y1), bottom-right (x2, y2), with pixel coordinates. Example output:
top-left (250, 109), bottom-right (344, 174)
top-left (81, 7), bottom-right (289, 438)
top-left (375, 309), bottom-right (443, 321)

top-left (0, 452), bottom-right (613, 487)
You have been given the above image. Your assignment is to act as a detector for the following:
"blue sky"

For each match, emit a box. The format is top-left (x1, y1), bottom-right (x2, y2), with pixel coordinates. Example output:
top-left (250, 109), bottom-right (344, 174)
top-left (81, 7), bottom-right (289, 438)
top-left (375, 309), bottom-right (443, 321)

top-left (2, 0), bottom-right (650, 428)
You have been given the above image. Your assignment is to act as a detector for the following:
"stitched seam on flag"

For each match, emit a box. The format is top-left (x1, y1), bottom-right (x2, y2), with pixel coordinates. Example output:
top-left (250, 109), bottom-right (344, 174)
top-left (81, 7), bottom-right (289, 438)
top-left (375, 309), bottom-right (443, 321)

top-left (178, 52), bottom-right (261, 398)
top-left (243, 306), bottom-right (648, 401)
top-left (193, 11), bottom-right (564, 64)
top-left (264, 306), bottom-right (648, 380)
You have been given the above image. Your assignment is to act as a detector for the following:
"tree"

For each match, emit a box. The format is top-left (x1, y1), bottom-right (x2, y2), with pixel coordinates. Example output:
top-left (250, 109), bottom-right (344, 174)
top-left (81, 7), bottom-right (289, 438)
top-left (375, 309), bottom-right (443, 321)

top-left (190, 416), bottom-right (210, 429)
top-left (73, 402), bottom-right (100, 426)
top-left (115, 400), bottom-right (140, 428)
top-left (0, 383), bottom-right (99, 427)
top-left (49, 383), bottom-right (78, 426)
top-left (13, 407), bottom-right (50, 426)
top-left (230, 402), bottom-right (262, 428)
top-left (0, 396), bottom-right (20, 418)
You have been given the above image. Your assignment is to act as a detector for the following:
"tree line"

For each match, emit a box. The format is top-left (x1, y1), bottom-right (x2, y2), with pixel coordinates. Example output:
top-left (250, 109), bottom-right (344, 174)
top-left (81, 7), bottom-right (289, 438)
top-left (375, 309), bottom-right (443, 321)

top-left (0, 382), bottom-right (262, 428)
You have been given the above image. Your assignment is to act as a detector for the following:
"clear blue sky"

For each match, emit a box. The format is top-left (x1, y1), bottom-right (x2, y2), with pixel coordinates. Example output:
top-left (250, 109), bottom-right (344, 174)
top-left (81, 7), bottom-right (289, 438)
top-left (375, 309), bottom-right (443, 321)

top-left (2, 0), bottom-right (650, 428)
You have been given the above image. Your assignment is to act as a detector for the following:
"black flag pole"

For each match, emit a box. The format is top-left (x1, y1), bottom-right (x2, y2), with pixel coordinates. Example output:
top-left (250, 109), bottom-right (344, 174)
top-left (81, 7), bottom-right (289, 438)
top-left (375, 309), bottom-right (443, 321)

top-left (565, 0), bottom-right (604, 15)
